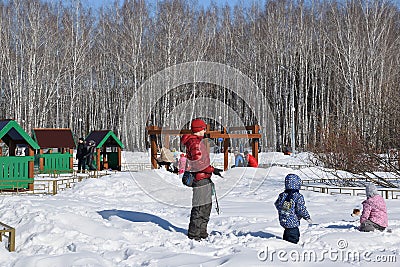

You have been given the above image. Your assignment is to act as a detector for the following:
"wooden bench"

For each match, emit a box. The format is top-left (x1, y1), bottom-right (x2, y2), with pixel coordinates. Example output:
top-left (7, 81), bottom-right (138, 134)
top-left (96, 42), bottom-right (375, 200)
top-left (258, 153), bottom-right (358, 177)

top-left (0, 221), bottom-right (15, 252)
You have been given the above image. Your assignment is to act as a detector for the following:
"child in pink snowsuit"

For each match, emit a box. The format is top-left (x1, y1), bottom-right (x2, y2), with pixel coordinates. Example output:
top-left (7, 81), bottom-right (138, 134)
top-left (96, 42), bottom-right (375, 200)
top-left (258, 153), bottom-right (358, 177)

top-left (360, 183), bottom-right (388, 232)
top-left (178, 154), bottom-right (187, 175)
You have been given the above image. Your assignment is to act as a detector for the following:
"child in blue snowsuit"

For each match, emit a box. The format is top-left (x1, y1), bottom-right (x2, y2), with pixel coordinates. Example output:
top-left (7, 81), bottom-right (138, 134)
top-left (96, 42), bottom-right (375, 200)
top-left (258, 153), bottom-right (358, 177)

top-left (275, 174), bottom-right (312, 244)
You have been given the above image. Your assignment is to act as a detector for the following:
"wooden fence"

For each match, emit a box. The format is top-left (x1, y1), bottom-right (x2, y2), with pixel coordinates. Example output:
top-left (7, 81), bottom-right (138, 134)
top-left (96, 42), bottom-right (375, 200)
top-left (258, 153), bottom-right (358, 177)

top-left (0, 221), bottom-right (15, 252)
top-left (121, 163), bottom-right (152, 172)
top-left (37, 153), bottom-right (72, 174)
top-left (301, 182), bottom-right (400, 199)
top-left (302, 177), bottom-right (400, 185)
top-left (34, 176), bottom-right (91, 195)
top-left (258, 163), bottom-right (311, 169)
top-left (0, 169), bottom-right (112, 195)
top-left (0, 156), bottom-right (33, 190)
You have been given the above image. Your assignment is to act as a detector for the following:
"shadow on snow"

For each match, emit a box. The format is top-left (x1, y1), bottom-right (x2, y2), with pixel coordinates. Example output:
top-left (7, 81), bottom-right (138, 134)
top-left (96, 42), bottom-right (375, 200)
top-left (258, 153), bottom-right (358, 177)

top-left (210, 230), bottom-right (281, 239)
top-left (98, 210), bottom-right (281, 240)
top-left (98, 209), bottom-right (187, 234)
top-left (325, 224), bottom-right (356, 229)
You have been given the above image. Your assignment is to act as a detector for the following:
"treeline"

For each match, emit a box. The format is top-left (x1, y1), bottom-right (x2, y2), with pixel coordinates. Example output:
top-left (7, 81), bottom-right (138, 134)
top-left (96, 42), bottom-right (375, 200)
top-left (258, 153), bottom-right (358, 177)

top-left (0, 0), bottom-right (399, 151)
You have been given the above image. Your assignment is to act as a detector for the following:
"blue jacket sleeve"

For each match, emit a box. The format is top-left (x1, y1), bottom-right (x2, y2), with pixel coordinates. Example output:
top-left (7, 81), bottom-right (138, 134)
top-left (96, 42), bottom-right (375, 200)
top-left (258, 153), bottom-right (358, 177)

top-left (295, 194), bottom-right (311, 220)
top-left (274, 193), bottom-right (284, 210)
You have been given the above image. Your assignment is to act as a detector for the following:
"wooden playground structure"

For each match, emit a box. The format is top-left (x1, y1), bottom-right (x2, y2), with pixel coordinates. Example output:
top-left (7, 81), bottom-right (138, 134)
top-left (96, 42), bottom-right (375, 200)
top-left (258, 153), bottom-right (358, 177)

top-left (147, 124), bottom-right (261, 170)
top-left (85, 130), bottom-right (124, 171)
top-left (0, 221), bottom-right (15, 252)
top-left (0, 120), bottom-right (39, 190)
top-left (32, 128), bottom-right (75, 175)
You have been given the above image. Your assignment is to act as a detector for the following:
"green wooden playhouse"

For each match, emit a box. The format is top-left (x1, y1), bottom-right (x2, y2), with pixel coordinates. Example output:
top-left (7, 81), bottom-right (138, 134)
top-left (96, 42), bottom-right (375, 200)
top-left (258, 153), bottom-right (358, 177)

top-left (0, 120), bottom-right (40, 190)
top-left (32, 128), bottom-right (75, 174)
top-left (85, 130), bottom-right (124, 171)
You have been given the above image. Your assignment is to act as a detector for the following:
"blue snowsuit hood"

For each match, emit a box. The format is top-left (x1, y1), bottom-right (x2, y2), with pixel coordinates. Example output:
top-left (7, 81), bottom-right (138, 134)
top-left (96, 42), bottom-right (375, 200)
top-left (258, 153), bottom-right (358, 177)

top-left (285, 174), bottom-right (301, 190)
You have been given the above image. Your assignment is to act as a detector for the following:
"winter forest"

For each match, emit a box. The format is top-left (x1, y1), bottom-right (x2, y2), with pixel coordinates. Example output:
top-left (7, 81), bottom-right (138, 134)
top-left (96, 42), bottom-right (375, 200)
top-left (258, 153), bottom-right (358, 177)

top-left (0, 0), bottom-right (399, 152)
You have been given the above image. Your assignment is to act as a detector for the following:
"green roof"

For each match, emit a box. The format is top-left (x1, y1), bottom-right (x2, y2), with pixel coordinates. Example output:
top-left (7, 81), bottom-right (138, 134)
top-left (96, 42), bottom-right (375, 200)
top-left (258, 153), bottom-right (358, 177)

top-left (0, 120), bottom-right (40, 149)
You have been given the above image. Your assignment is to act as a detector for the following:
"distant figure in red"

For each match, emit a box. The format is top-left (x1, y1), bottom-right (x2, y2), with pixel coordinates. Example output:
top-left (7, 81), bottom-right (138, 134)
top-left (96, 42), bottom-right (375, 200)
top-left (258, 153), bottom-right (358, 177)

top-left (283, 145), bottom-right (292, 156)
top-left (244, 151), bottom-right (258, 167)
top-left (178, 153), bottom-right (187, 175)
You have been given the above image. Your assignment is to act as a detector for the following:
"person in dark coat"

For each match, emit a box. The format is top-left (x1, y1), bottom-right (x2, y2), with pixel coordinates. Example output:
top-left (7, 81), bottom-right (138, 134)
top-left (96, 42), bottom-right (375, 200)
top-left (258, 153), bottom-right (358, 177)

top-left (76, 138), bottom-right (87, 173)
top-left (181, 118), bottom-right (222, 241)
top-left (86, 140), bottom-right (97, 171)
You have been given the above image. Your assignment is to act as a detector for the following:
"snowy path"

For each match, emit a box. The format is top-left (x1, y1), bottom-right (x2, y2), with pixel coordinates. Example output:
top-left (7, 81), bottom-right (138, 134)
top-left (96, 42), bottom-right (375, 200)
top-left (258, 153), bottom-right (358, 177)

top-left (0, 165), bottom-right (399, 266)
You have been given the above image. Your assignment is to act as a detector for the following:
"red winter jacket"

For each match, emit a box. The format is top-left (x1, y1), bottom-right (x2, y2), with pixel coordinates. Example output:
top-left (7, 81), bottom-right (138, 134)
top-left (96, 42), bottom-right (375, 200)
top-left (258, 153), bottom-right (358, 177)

top-left (246, 154), bottom-right (258, 167)
top-left (181, 134), bottom-right (214, 181)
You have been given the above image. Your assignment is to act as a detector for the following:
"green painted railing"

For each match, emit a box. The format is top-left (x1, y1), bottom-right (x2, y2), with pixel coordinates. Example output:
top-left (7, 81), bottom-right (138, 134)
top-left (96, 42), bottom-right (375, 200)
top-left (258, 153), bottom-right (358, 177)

top-left (39, 153), bottom-right (72, 173)
top-left (0, 156), bottom-right (33, 189)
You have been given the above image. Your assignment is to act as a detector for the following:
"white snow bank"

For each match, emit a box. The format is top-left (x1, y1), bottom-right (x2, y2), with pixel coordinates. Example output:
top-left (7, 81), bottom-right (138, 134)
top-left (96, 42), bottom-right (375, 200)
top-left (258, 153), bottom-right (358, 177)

top-left (0, 153), bottom-right (399, 266)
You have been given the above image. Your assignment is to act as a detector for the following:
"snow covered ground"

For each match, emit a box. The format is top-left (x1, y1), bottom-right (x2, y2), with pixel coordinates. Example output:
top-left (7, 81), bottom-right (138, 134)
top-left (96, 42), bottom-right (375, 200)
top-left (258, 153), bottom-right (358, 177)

top-left (0, 152), bottom-right (399, 266)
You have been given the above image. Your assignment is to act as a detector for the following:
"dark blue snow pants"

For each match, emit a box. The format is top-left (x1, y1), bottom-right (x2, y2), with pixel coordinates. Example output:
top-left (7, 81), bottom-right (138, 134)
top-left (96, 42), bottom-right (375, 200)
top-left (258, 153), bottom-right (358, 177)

top-left (283, 227), bottom-right (300, 244)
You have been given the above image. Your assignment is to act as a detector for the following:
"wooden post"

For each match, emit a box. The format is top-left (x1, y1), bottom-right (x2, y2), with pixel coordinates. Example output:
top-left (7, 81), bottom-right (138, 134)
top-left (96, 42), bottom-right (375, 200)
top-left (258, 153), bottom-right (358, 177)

top-left (39, 149), bottom-right (44, 171)
top-left (28, 147), bottom-right (35, 191)
top-left (9, 227), bottom-right (15, 252)
top-left (53, 180), bottom-right (57, 195)
top-left (147, 126), bottom-right (160, 169)
top-left (223, 137), bottom-right (229, 171)
top-left (252, 125), bottom-right (260, 163)
top-left (96, 148), bottom-right (101, 171)
top-left (150, 135), bottom-right (158, 169)
top-left (117, 147), bottom-right (122, 171)
top-left (102, 152), bottom-right (108, 169)
top-left (69, 148), bottom-right (73, 170)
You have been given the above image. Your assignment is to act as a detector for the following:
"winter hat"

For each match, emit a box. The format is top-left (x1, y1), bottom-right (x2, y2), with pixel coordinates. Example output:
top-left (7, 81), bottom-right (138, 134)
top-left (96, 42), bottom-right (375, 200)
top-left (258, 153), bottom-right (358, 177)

top-left (366, 183), bottom-right (379, 198)
top-left (191, 119), bottom-right (207, 133)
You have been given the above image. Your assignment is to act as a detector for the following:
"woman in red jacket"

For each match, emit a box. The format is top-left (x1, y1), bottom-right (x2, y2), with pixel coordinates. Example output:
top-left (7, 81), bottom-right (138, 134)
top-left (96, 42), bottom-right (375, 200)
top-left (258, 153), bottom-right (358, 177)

top-left (181, 118), bottom-right (222, 240)
top-left (244, 150), bottom-right (258, 167)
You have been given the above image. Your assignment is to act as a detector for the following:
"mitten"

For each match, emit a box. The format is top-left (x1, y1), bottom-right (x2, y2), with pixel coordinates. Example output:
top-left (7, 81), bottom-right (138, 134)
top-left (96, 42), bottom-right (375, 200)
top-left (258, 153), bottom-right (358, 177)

top-left (213, 168), bottom-right (223, 177)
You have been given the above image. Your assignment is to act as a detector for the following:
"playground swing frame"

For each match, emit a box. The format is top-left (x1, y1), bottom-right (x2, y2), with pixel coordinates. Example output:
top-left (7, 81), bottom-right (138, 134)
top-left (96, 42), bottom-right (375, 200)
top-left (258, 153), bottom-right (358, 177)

top-left (146, 124), bottom-right (261, 171)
